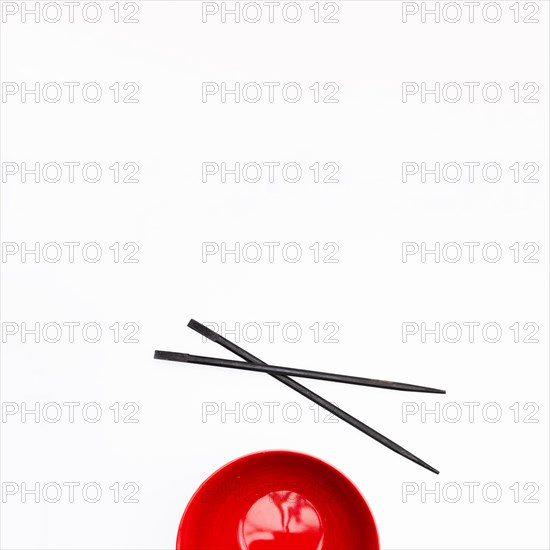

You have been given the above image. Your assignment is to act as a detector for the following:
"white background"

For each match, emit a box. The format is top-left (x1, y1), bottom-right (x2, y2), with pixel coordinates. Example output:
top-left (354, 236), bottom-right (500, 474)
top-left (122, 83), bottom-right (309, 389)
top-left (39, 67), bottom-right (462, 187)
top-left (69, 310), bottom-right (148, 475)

top-left (1, 1), bottom-right (549, 549)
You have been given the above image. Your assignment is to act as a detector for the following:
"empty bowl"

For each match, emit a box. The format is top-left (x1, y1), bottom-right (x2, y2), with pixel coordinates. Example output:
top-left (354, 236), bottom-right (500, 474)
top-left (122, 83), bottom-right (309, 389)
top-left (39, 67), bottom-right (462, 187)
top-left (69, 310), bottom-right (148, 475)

top-left (176, 450), bottom-right (379, 550)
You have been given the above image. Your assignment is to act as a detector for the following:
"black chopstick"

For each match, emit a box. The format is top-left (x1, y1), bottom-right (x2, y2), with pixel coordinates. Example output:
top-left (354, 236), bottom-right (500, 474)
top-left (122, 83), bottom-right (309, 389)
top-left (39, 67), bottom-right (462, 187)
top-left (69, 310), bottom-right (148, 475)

top-left (154, 350), bottom-right (446, 394)
top-left (185, 319), bottom-right (440, 475)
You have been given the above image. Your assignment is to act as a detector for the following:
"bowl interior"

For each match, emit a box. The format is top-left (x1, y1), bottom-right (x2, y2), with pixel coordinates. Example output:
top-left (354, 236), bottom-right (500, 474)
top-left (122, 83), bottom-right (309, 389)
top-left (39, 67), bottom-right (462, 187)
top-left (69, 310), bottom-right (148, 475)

top-left (176, 450), bottom-right (379, 550)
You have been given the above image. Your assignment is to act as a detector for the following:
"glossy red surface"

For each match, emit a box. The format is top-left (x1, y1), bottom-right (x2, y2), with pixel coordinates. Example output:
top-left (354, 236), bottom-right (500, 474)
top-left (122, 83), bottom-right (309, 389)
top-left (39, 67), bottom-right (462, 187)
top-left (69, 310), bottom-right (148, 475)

top-left (176, 451), bottom-right (379, 550)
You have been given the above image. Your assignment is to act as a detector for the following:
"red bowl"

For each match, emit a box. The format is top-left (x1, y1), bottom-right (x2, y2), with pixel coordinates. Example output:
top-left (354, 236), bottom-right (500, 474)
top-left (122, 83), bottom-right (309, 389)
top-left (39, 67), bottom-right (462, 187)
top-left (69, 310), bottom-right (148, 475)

top-left (176, 450), bottom-right (379, 550)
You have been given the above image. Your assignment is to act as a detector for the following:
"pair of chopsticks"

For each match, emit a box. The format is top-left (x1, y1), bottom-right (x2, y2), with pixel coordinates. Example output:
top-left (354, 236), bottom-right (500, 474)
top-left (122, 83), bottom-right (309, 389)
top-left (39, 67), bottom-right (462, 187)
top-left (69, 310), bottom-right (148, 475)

top-left (155, 319), bottom-right (444, 474)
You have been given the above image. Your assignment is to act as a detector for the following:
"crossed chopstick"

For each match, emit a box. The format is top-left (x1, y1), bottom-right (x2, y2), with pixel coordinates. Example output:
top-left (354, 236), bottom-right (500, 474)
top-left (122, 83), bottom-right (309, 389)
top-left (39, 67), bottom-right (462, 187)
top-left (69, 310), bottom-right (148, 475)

top-left (155, 319), bottom-right (445, 474)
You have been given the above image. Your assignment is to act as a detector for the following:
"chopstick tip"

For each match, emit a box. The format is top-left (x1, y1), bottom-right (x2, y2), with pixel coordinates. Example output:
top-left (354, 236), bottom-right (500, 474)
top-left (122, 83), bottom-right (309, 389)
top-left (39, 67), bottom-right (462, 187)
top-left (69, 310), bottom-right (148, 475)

top-left (422, 462), bottom-right (440, 475)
